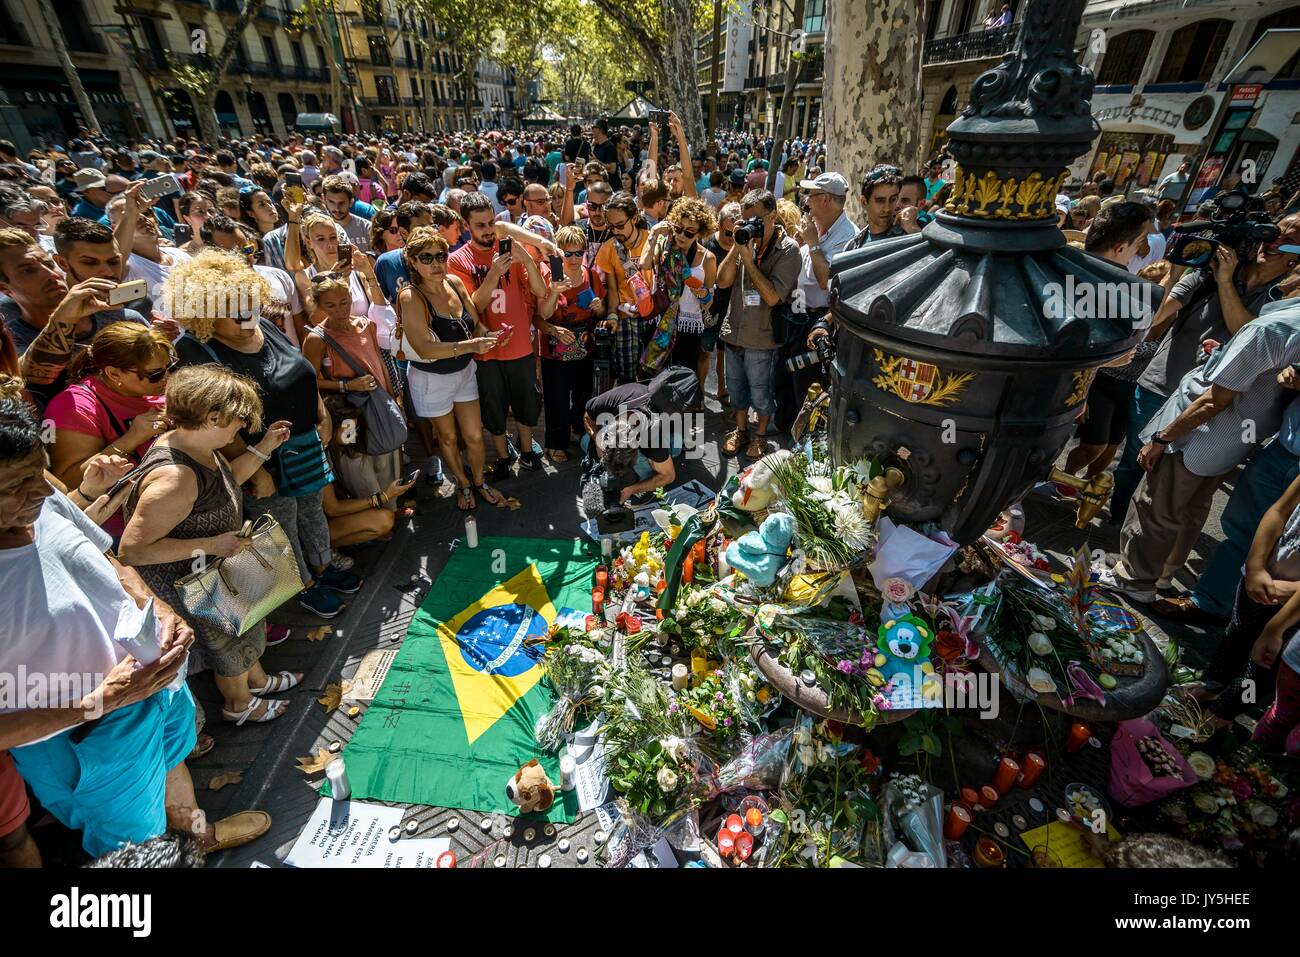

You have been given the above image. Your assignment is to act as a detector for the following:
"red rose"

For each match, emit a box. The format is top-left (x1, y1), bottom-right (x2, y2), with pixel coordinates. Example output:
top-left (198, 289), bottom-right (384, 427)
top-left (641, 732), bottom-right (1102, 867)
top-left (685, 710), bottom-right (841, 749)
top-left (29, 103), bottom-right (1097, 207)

top-left (860, 749), bottom-right (880, 773)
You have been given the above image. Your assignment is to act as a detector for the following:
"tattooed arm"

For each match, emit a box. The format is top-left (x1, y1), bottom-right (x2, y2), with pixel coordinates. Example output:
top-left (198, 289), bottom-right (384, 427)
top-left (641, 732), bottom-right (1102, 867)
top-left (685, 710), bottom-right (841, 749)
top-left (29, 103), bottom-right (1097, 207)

top-left (18, 279), bottom-right (115, 386)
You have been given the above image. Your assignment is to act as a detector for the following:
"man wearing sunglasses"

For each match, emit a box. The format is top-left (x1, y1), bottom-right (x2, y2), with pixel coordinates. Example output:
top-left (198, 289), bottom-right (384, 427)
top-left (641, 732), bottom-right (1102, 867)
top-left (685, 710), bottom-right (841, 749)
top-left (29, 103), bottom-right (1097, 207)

top-left (576, 181), bottom-right (614, 264)
top-left (496, 178), bottom-right (525, 224)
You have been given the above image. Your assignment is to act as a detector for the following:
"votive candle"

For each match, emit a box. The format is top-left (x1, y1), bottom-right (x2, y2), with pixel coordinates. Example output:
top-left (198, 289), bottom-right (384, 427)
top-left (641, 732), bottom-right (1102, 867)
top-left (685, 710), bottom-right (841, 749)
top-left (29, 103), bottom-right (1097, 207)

top-left (591, 589), bottom-right (604, 614)
top-left (944, 803), bottom-right (971, 840)
top-left (1065, 722), bottom-right (1090, 753)
top-left (1019, 751), bottom-right (1046, 789)
top-left (992, 756), bottom-right (1021, 795)
top-left (959, 786), bottom-right (980, 810)
top-left (979, 785), bottom-right (999, 809)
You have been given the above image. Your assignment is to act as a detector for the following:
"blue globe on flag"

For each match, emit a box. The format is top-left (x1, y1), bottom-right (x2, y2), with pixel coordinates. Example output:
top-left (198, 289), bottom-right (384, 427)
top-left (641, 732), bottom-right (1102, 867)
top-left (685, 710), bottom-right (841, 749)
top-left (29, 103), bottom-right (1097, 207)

top-left (455, 603), bottom-right (547, 676)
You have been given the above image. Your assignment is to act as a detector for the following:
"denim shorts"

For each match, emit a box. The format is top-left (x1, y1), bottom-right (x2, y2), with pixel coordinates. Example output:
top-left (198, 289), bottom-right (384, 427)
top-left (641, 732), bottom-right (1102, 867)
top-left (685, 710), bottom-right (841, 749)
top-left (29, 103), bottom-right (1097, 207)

top-left (724, 345), bottom-right (779, 418)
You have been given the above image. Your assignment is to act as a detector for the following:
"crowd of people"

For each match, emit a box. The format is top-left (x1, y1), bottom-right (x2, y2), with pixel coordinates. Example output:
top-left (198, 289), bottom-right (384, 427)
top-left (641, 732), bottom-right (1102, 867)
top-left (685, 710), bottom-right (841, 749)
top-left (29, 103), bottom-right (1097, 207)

top-left (1, 111), bottom-right (1299, 867)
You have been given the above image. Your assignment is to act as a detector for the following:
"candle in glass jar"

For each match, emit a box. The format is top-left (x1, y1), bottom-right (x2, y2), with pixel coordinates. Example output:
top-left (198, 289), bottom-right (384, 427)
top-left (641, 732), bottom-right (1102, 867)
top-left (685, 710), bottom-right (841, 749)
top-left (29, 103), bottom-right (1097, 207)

top-left (944, 803), bottom-right (971, 840)
top-left (464, 515), bottom-right (478, 548)
top-left (591, 589), bottom-right (605, 614)
top-left (992, 756), bottom-right (1020, 795)
top-left (601, 536), bottom-right (612, 558)
top-left (974, 837), bottom-right (1005, 868)
top-left (671, 663), bottom-right (688, 690)
top-left (1019, 751), bottom-right (1046, 789)
top-left (735, 831), bottom-right (754, 862)
top-left (725, 814), bottom-right (745, 836)
top-left (717, 829), bottom-right (735, 857)
top-left (1065, 722), bottom-right (1090, 753)
top-left (595, 567), bottom-right (609, 589)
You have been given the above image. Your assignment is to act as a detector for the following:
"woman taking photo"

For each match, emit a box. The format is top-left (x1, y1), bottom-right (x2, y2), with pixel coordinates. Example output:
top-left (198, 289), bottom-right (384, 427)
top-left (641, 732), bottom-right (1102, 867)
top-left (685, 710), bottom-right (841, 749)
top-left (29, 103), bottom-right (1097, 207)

top-left (119, 364), bottom-right (302, 726)
top-left (638, 197), bottom-right (717, 385)
top-left (165, 249), bottom-right (362, 619)
top-left (537, 225), bottom-right (604, 464)
top-left (285, 202), bottom-right (387, 324)
top-left (45, 321), bottom-right (173, 537)
top-left (395, 226), bottom-right (503, 512)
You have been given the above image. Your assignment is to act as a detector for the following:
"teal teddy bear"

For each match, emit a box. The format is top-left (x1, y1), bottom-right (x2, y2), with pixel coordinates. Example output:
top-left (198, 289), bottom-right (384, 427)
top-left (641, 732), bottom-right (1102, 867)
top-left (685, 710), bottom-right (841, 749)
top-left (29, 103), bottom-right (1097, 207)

top-left (876, 615), bottom-right (934, 682)
top-left (725, 512), bottom-right (796, 587)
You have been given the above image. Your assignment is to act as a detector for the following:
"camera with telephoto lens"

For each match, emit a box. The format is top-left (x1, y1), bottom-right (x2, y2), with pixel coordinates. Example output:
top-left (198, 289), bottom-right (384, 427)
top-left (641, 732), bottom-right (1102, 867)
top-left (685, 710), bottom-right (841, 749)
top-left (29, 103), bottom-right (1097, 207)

top-left (581, 442), bottom-right (638, 533)
top-left (1166, 189), bottom-right (1280, 268)
top-left (786, 334), bottom-right (835, 372)
top-left (733, 216), bottom-right (766, 245)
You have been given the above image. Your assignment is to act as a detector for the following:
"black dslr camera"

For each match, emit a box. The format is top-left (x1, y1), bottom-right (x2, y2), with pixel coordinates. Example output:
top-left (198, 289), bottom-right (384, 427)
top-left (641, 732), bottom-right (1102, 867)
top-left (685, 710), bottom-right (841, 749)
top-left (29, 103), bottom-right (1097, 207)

top-left (733, 216), bottom-right (766, 245)
top-left (786, 334), bottom-right (835, 373)
top-left (581, 442), bottom-right (638, 533)
top-left (1167, 189), bottom-right (1281, 268)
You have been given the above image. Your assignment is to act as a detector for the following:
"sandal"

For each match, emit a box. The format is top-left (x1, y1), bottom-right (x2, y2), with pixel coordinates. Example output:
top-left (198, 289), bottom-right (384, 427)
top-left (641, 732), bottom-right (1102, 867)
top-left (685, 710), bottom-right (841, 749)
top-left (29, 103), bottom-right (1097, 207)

top-left (250, 671), bottom-right (302, 696)
top-left (200, 810), bottom-right (272, 853)
top-left (455, 485), bottom-right (475, 512)
top-left (547, 448), bottom-right (569, 464)
top-left (744, 436), bottom-right (769, 460)
top-left (222, 697), bottom-right (289, 725)
top-left (474, 482), bottom-right (507, 507)
top-left (722, 429), bottom-right (749, 456)
top-left (188, 733), bottom-right (215, 761)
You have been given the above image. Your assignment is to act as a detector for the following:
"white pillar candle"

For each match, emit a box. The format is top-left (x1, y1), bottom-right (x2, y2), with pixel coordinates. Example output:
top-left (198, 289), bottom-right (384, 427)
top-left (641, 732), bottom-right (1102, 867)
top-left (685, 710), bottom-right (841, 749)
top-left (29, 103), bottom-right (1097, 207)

top-left (671, 663), bottom-right (689, 690)
top-left (326, 757), bottom-right (350, 801)
top-left (559, 755), bottom-right (576, 791)
top-left (601, 536), bottom-right (612, 558)
top-left (464, 516), bottom-right (478, 548)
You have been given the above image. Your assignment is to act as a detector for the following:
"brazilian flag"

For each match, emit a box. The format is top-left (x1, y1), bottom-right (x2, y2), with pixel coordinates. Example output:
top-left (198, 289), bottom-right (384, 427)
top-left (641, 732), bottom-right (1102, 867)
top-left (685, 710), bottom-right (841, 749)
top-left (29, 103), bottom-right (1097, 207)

top-left (339, 537), bottom-right (597, 821)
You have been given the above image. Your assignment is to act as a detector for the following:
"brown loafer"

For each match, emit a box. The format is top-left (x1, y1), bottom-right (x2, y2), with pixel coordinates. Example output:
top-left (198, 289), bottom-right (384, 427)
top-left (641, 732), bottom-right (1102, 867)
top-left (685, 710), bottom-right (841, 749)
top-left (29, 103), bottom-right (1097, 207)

top-left (1150, 595), bottom-right (1228, 626)
top-left (722, 429), bottom-right (748, 456)
top-left (205, 810), bottom-right (272, 853)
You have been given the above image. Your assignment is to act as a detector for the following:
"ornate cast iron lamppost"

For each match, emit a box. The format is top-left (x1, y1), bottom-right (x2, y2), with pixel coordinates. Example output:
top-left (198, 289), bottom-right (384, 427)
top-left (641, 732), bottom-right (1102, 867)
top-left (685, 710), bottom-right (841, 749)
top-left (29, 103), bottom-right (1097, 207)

top-left (826, 0), bottom-right (1159, 545)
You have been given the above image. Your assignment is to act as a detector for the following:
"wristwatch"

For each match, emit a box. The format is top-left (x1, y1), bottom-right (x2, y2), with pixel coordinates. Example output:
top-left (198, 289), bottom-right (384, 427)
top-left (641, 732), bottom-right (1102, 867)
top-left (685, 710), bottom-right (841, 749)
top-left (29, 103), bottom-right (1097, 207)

top-left (1152, 431), bottom-right (1171, 446)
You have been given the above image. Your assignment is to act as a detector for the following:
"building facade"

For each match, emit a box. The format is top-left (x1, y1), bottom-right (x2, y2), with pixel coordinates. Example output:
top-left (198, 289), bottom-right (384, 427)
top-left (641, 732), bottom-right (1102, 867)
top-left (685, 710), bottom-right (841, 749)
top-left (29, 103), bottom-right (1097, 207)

top-left (920, 0), bottom-right (1300, 194)
top-left (0, 0), bottom-right (516, 148)
top-left (696, 0), bottom-right (827, 140)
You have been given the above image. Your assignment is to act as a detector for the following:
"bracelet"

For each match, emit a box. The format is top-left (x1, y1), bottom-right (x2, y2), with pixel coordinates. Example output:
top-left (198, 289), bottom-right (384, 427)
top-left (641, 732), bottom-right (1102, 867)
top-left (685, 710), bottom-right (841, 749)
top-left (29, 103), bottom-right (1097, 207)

top-left (74, 484), bottom-right (92, 502)
top-left (246, 446), bottom-right (270, 462)
top-left (340, 378), bottom-right (349, 393)
top-left (1152, 432), bottom-right (1171, 446)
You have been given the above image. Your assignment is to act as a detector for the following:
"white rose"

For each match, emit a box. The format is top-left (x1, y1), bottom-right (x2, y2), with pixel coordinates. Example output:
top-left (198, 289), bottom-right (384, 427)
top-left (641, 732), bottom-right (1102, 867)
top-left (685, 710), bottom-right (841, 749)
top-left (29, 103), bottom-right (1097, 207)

top-left (657, 766), bottom-right (679, 792)
top-left (660, 736), bottom-right (687, 763)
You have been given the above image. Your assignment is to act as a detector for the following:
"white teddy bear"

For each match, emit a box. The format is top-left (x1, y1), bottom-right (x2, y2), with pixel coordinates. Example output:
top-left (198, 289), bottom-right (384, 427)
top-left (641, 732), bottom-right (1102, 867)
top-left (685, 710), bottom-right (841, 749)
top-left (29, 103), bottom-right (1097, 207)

top-left (731, 449), bottom-right (793, 513)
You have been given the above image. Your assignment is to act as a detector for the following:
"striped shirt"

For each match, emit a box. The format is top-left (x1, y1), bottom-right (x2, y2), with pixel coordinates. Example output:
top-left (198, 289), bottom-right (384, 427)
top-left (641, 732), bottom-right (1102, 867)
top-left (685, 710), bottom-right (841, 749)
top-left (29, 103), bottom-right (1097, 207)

top-left (1141, 298), bottom-right (1300, 477)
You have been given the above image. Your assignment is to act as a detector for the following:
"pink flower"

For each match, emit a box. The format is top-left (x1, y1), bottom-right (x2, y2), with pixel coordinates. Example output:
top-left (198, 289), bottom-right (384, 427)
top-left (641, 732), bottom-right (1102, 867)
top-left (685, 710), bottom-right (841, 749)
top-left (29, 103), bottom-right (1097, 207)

top-left (882, 577), bottom-right (914, 603)
top-left (1232, 780), bottom-right (1253, 801)
top-left (838, 660), bottom-right (854, 674)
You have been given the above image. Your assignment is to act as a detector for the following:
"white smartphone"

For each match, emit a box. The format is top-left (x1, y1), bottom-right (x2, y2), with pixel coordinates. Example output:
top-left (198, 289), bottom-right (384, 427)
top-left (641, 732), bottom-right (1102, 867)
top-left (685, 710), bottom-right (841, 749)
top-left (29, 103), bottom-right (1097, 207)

top-left (139, 173), bottom-right (180, 203)
top-left (108, 279), bottom-right (148, 306)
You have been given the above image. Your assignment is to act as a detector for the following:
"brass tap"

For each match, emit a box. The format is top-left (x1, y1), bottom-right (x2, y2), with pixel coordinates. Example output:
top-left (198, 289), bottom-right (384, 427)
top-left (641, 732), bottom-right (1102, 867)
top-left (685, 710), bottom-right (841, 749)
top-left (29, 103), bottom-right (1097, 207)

top-left (792, 383), bottom-right (828, 442)
top-left (862, 467), bottom-right (905, 526)
top-left (1048, 467), bottom-right (1114, 528)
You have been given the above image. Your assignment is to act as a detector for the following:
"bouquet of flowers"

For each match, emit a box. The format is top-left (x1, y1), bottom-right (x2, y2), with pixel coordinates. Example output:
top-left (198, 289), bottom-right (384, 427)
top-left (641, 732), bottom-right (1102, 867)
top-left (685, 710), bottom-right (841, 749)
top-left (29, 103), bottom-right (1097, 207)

top-left (1156, 743), bottom-right (1295, 862)
top-left (664, 583), bottom-right (741, 652)
top-left (769, 452), bottom-right (880, 573)
top-left (672, 660), bottom-right (769, 744)
top-left (534, 625), bottom-right (613, 751)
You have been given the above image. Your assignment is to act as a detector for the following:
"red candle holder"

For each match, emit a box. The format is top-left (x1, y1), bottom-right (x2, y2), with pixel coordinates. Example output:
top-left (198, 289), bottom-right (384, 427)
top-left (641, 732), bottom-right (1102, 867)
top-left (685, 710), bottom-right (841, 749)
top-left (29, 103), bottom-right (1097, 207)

top-left (725, 813), bottom-right (745, 836)
top-left (1065, 722), bottom-right (1090, 753)
top-left (959, 786), bottom-right (980, 810)
top-left (717, 828), bottom-right (736, 857)
top-left (992, 756), bottom-right (1020, 795)
top-left (591, 589), bottom-right (605, 614)
top-left (595, 567), bottom-right (609, 590)
top-left (734, 831), bottom-right (754, 862)
top-left (979, 785), bottom-right (999, 809)
top-left (1019, 751), bottom-right (1046, 789)
top-left (944, 803), bottom-right (971, 840)
top-left (682, 556), bottom-right (695, 583)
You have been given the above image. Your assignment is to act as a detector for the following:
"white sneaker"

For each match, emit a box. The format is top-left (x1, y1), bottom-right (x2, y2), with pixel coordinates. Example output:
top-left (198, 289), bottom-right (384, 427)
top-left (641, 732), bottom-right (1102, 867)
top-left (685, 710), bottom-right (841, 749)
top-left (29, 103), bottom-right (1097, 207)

top-left (330, 553), bottom-right (356, 572)
top-left (1093, 566), bottom-right (1156, 604)
top-left (1155, 576), bottom-right (1173, 591)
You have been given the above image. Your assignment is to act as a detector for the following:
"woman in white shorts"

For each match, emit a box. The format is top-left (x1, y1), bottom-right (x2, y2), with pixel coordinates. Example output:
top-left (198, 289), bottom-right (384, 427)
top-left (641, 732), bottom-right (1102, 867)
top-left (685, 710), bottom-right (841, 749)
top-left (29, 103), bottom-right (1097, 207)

top-left (395, 227), bottom-right (505, 512)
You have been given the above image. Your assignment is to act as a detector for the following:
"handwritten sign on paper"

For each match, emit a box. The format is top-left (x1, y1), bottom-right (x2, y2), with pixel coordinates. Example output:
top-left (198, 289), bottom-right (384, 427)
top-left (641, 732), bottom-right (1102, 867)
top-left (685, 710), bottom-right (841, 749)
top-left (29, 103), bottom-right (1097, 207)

top-left (1017, 820), bottom-right (1120, 869)
top-left (285, 799), bottom-right (406, 868)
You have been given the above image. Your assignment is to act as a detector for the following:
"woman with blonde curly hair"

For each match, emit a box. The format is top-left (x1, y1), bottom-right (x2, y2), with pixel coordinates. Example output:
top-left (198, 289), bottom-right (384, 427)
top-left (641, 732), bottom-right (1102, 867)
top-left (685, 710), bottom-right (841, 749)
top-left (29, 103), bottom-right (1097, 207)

top-left (165, 249), bottom-right (363, 620)
top-left (637, 195), bottom-right (717, 387)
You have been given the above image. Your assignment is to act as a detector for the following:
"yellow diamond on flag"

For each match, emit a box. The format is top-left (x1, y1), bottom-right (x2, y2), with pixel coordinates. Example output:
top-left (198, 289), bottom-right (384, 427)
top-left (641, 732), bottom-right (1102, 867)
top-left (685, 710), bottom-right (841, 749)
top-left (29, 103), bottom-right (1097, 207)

top-left (437, 563), bottom-right (557, 745)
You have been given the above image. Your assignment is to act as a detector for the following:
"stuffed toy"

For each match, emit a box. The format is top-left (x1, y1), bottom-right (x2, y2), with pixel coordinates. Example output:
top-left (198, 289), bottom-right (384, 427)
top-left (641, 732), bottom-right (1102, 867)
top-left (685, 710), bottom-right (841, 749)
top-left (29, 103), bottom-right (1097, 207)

top-left (505, 759), bottom-right (557, 814)
top-left (876, 614), bottom-right (935, 682)
top-left (731, 449), bottom-right (793, 513)
top-left (725, 512), bottom-right (795, 587)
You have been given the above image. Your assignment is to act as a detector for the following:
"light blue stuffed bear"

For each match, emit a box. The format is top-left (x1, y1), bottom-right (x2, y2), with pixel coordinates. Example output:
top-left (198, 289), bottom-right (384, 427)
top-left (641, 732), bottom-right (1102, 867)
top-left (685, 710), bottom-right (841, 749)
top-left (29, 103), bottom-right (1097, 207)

top-left (725, 512), bottom-right (796, 587)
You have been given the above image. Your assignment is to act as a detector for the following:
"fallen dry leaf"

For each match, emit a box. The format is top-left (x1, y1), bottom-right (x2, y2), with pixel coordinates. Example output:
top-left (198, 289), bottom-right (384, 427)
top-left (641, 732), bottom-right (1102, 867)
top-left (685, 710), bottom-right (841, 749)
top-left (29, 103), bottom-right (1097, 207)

top-left (318, 682), bottom-right (343, 713)
top-left (295, 748), bottom-right (335, 775)
top-left (208, 771), bottom-right (243, 792)
top-left (307, 626), bottom-right (331, 642)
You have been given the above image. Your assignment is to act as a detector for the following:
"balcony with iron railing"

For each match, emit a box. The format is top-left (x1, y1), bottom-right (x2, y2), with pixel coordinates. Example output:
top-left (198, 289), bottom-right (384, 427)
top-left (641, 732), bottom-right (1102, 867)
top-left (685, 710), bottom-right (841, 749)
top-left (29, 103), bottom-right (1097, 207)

top-left (363, 95), bottom-right (401, 109)
top-left (923, 25), bottom-right (1018, 66)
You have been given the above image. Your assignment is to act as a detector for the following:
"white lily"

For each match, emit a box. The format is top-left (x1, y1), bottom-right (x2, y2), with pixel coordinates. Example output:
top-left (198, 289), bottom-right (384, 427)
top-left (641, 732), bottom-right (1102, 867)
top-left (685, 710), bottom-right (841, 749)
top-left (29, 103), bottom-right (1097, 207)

top-left (660, 736), bottom-right (688, 763)
top-left (1025, 667), bottom-right (1057, 694)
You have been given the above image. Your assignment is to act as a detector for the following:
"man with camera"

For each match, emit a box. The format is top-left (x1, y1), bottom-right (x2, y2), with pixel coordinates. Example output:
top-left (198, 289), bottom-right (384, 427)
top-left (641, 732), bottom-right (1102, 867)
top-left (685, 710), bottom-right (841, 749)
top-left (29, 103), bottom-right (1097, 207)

top-left (717, 189), bottom-right (802, 460)
top-left (1109, 209), bottom-right (1300, 524)
top-left (791, 172), bottom-right (858, 413)
top-left (1099, 266), bottom-right (1300, 606)
top-left (580, 366), bottom-right (698, 529)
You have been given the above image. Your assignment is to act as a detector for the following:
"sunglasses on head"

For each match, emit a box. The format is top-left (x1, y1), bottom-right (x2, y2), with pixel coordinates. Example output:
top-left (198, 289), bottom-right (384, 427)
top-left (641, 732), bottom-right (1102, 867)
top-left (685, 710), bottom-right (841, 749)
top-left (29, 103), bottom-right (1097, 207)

top-left (138, 358), bottom-right (179, 384)
top-left (415, 251), bottom-right (448, 264)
